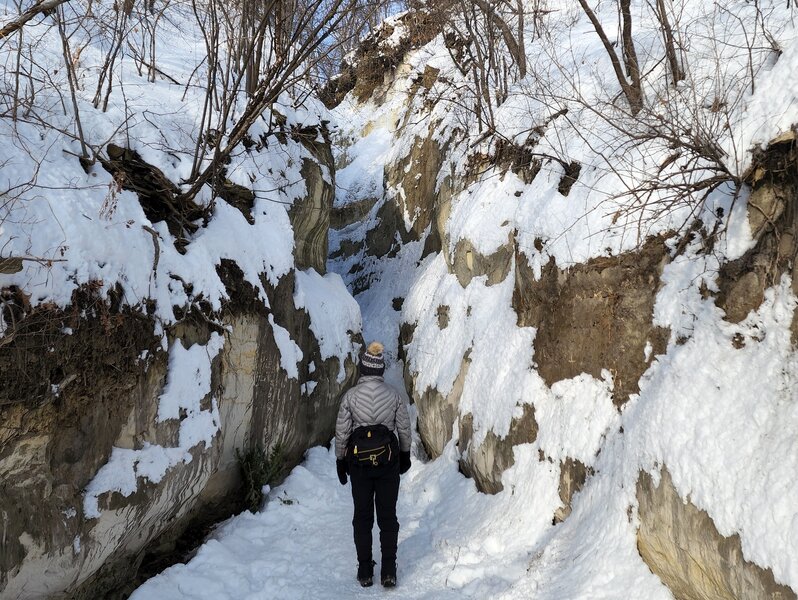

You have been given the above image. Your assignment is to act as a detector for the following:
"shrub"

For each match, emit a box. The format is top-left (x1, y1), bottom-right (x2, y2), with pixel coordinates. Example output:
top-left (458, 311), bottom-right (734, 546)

top-left (236, 443), bottom-right (285, 513)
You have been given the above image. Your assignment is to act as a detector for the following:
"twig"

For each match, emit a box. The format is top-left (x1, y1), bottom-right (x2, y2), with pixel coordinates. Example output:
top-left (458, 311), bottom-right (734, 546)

top-left (142, 225), bottom-right (161, 272)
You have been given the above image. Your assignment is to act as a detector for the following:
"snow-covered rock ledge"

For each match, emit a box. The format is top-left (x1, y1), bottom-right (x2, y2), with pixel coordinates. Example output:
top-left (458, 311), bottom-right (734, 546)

top-left (0, 39), bottom-right (361, 600)
top-left (327, 2), bottom-right (798, 597)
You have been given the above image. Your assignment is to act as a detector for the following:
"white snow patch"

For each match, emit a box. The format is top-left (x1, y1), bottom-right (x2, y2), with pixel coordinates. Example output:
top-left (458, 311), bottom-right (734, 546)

top-left (269, 315), bottom-right (302, 380)
top-left (535, 372), bottom-right (618, 466)
top-left (83, 334), bottom-right (225, 519)
top-left (294, 269), bottom-right (361, 382)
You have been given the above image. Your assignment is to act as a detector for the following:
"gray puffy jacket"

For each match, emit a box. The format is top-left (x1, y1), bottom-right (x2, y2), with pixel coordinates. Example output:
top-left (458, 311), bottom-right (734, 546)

top-left (335, 375), bottom-right (411, 460)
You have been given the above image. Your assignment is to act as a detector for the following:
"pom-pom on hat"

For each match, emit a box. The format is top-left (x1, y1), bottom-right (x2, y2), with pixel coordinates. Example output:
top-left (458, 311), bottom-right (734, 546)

top-left (360, 341), bottom-right (385, 374)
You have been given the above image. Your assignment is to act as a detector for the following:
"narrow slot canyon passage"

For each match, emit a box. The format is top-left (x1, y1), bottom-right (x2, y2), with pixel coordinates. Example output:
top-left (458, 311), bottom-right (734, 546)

top-left (130, 205), bottom-right (536, 600)
top-left (3, 2), bottom-right (798, 598)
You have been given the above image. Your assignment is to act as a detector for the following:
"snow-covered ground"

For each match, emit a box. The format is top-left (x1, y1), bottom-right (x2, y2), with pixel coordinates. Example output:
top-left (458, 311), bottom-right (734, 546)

top-left (132, 360), bottom-right (668, 600)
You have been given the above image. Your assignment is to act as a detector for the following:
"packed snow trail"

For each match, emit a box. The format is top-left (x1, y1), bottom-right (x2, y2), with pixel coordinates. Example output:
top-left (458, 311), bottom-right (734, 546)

top-left (130, 364), bottom-right (531, 600)
top-left (127, 344), bottom-right (676, 600)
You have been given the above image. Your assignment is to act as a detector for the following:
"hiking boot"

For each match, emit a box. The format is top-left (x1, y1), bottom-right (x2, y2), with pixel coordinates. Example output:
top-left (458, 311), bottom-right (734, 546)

top-left (381, 561), bottom-right (396, 588)
top-left (357, 560), bottom-right (375, 587)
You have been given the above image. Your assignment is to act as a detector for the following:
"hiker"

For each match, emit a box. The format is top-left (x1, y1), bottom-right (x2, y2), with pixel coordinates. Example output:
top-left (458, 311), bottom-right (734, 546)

top-left (335, 341), bottom-right (412, 588)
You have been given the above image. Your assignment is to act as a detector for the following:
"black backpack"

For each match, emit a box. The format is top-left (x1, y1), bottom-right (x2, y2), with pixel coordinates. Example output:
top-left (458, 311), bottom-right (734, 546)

top-left (347, 424), bottom-right (398, 468)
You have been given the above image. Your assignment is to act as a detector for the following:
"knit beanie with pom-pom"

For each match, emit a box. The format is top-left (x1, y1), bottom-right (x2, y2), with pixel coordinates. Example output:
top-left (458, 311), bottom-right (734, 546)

top-left (360, 341), bottom-right (385, 376)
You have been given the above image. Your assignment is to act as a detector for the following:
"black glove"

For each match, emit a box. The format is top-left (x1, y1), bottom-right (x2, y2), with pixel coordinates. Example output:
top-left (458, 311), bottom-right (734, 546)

top-left (399, 451), bottom-right (411, 475)
top-left (336, 459), bottom-right (348, 485)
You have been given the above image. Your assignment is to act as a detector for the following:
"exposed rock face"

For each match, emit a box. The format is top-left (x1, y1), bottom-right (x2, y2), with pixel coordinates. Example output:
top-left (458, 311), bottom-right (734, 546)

top-left (717, 131), bottom-right (798, 326)
top-left (427, 132), bottom-right (798, 497)
top-left (553, 458), bottom-right (592, 524)
top-left (411, 352), bottom-right (470, 460)
top-left (364, 198), bottom-right (418, 261)
top-left (384, 133), bottom-right (447, 242)
top-left (637, 468), bottom-right (796, 600)
top-left (449, 235), bottom-right (515, 288)
top-left (353, 130), bottom-right (451, 269)
top-left (330, 197), bottom-right (377, 230)
top-left (513, 237), bottom-right (670, 407)
top-left (290, 141), bottom-right (336, 273)
top-left (0, 142), bottom-right (357, 599)
top-left (0, 296), bottom-right (356, 599)
top-left (397, 233), bottom-right (671, 493)
top-left (320, 10), bottom-right (444, 109)
top-left (329, 73), bottom-right (456, 276)
top-left (0, 316), bottom-right (166, 598)
top-left (457, 404), bottom-right (538, 494)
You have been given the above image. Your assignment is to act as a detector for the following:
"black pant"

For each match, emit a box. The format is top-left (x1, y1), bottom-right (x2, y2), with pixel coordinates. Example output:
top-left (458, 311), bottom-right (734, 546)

top-left (349, 461), bottom-right (400, 570)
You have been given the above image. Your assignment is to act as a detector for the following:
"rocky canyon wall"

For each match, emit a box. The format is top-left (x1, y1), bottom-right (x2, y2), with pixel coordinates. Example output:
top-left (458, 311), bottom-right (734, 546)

top-left (328, 14), bottom-right (798, 598)
top-left (0, 137), bottom-right (358, 599)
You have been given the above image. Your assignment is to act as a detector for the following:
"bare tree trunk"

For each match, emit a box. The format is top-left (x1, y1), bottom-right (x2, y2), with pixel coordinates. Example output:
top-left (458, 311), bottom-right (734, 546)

top-left (473, 0), bottom-right (526, 78)
top-left (55, 6), bottom-right (89, 160)
top-left (515, 0), bottom-right (526, 75)
top-left (92, 1), bottom-right (128, 111)
top-left (620, 0), bottom-right (640, 86)
top-left (577, 0), bottom-right (642, 114)
top-left (12, 24), bottom-right (23, 122)
top-left (655, 0), bottom-right (683, 85)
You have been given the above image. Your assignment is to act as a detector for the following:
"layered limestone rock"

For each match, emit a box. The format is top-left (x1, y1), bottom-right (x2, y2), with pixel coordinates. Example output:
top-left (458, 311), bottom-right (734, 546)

top-left (334, 125), bottom-right (454, 276)
top-left (637, 468), bottom-right (796, 600)
top-left (0, 310), bottom-right (167, 598)
top-left (0, 141), bottom-right (357, 599)
top-left (290, 138), bottom-right (336, 273)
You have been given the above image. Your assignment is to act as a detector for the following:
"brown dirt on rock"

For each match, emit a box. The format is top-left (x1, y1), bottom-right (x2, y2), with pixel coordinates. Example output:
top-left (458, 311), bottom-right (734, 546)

top-left (0, 282), bottom-right (160, 408)
top-left (513, 237), bottom-right (670, 407)
top-left (320, 8), bottom-right (446, 108)
top-left (717, 131), bottom-right (798, 327)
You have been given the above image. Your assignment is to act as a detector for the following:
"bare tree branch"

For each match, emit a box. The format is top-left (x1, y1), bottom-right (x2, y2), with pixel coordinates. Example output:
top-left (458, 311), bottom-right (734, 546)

top-left (0, 0), bottom-right (70, 40)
